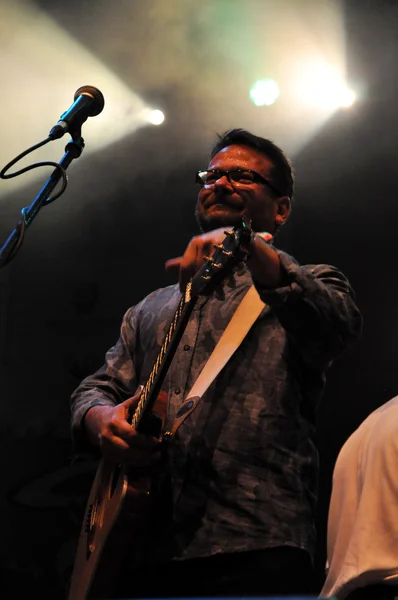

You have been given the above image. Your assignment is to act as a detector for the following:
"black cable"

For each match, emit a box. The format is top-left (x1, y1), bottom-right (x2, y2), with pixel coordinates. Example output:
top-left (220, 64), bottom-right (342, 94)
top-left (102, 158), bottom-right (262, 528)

top-left (0, 136), bottom-right (68, 203)
top-left (0, 137), bottom-right (69, 265)
top-left (6, 208), bottom-right (26, 262)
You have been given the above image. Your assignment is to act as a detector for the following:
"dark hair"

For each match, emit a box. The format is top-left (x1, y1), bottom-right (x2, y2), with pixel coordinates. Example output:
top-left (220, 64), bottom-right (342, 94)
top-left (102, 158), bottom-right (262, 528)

top-left (210, 128), bottom-right (294, 200)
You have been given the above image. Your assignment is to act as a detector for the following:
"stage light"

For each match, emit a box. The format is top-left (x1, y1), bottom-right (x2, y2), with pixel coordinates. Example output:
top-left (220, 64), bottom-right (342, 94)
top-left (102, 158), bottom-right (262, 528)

top-left (146, 109), bottom-right (165, 125)
top-left (249, 79), bottom-right (280, 107)
top-left (338, 88), bottom-right (356, 108)
top-left (0, 0), bottom-right (157, 197)
top-left (294, 60), bottom-right (356, 110)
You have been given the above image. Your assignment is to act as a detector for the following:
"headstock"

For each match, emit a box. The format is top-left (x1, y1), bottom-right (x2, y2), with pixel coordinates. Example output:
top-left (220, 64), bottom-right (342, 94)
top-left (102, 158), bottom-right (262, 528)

top-left (189, 217), bottom-right (252, 298)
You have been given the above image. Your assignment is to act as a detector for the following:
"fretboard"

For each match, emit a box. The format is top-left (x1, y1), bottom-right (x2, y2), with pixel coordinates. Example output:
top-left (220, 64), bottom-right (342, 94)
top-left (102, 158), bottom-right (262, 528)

top-left (131, 281), bottom-right (193, 432)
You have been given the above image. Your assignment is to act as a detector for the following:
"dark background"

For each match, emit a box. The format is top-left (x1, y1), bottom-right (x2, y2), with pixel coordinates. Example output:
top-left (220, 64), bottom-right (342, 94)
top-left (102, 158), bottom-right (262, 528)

top-left (1, 0), bottom-right (398, 597)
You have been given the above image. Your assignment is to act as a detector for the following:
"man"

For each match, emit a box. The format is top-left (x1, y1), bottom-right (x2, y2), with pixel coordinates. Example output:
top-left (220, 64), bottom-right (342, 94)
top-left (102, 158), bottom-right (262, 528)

top-left (320, 398), bottom-right (398, 600)
top-left (70, 129), bottom-right (362, 598)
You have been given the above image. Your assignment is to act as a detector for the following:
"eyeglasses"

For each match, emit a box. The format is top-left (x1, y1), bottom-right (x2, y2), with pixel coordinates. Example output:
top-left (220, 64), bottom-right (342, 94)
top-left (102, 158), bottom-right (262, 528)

top-left (196, 168), bottom-right (283, 196)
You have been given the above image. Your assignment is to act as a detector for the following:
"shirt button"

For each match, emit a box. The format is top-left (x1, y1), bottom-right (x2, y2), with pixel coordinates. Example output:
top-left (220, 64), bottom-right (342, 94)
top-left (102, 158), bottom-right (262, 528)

top-left (174, 388), bottom-right (181, 395)
top-left (183, 345), bottom-right (191, 351)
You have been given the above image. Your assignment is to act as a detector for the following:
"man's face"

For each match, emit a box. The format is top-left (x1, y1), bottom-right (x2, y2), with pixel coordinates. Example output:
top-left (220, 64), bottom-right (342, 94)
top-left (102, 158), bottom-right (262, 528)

top-left (195, 144), bottom-right (290, 233)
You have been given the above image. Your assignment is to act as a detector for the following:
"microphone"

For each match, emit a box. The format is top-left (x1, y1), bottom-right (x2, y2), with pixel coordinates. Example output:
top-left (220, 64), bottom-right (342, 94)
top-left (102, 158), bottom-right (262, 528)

top-left (49, 85), bottom-right (105, 140)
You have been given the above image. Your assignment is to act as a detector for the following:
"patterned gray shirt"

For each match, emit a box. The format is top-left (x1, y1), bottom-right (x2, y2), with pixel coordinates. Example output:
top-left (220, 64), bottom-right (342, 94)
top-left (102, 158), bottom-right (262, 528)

top-left (70, 250), bottom-right (362, 563)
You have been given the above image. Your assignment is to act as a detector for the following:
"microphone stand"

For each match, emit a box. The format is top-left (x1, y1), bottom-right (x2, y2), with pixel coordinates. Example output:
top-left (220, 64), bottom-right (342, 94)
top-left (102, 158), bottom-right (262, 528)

top-left (0, 135), bottom-right (85, 270)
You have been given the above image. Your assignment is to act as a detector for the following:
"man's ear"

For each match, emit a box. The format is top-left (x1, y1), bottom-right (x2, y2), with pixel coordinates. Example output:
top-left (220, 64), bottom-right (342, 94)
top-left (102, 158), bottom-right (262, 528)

top-left (275, 196), bottom-right (291, 227)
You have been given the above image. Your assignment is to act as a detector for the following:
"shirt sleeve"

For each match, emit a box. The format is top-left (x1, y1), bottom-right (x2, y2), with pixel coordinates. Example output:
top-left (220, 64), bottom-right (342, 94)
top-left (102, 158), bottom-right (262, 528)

top-left (70, 304), bottom-right (139, 452)
top-left (253, 249), bottom-right (363, 369)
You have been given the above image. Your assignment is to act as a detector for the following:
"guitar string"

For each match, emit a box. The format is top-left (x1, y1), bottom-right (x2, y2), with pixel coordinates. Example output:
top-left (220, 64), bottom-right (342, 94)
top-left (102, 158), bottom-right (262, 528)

top-left (131, 293), bottom-right (187, 429)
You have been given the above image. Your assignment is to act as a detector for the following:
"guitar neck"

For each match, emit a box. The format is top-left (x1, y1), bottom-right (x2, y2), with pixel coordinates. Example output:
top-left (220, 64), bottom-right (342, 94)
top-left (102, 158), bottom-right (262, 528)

top-left (131, 219), bottom-right (252, 435)
top-left (131, 282), bottom-right (195, 434)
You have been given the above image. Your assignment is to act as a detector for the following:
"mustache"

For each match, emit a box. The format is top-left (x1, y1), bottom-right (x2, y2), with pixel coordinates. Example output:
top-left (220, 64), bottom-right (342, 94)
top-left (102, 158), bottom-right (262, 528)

top-left (203, 191), bottom-right (243, 210)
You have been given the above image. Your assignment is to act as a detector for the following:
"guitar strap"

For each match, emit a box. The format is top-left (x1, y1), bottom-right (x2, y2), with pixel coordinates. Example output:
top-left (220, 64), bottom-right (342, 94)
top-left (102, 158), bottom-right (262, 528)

top-left (165, 284), bottom-right (266, 437)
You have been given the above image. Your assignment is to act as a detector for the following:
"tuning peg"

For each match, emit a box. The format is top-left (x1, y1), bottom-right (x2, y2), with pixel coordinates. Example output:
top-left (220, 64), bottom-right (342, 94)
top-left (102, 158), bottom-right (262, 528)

top-left (203, 255), bottom-right (223, 268)
top-left (212, 244), bottom-right (233, 257)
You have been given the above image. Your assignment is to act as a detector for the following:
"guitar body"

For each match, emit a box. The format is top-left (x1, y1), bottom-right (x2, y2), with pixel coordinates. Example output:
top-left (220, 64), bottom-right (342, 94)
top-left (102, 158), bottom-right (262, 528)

top-left (68, 394), bottom-right (169, 600)
top-left (68, 221), bottom-right (252, 599)
top-left (68, 458), bottom-right (151, 599)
